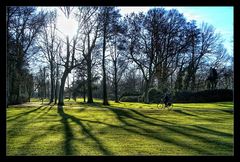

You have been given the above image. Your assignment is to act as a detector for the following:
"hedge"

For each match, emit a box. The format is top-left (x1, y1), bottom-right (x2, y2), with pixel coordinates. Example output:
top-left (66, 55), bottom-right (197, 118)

top-left (174, 89), bottom-right (233, 103)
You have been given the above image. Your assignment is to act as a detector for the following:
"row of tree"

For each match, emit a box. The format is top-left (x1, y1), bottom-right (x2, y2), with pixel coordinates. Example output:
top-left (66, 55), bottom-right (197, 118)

top-left (7, 7), bottom-right (47, 105)
top-left (7, 6), bottom-right (233, 107)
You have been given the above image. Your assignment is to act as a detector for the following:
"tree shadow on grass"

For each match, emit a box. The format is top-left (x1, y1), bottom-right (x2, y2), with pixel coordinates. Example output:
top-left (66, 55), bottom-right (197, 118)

top-left (7, 105), bottom-right (46, 122)
top-left (7, 106), bottom-right (49, 135)
top-left (106, 108), bottom-right (233, 155)
top-left (172, 107), bottom-right (232, 123)
top-left (57, 105), bottom-right (112, 155)
top-left (34, 102), bottom-right (233, 155)
top-left (7, 105), bottom-right (54, 155)
top-left (128, 109), bottom-right (174, 124)
top-left (17, 130), bottom-right (48, 156)
top-left (173, 109), bottom-right (197, 117)
top-left (72, 103), bottom-right (233, 154)
top-left (77, 102), bottom-right (109, 109)
top-left (193, 125), bottom-right (233, 138)
top-left (33, 105), bottom-right (54, 120)
top-left (216, 103), bottom-right (233, 108)
top-left (220, 109), bottom-right (233, 114)
top-left (58, 106), bottom-right (74, 155)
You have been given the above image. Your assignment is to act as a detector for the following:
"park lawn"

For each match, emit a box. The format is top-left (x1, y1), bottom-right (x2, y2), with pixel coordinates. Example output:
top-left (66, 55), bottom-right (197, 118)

top-left (6, 99), bottom-right (233, 156)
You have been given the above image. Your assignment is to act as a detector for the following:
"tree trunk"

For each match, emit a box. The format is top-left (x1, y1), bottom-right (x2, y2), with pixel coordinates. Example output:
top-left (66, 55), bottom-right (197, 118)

top-left (16, 82), bottom-right (20, 104)
top-left (184, 65), bottom-right (193, 91)
top-left (156, 63), bottom-right (162, 89)
top-left (143, 80), bottom-right (150, 104)
top-left (58, 71), bottom-right (68, 106)
top-left (83, 82), bottom-right (86, 103)
top-left (162, 60), bottom-right (168, 90)
top-left (102, 25), bottom-right (109, 105)
top-left (170, 73), bottom-right (173, 89)
top-left (87, 56), bottom-right (93, 103)
top-left (50, 63), bottom-right (54, 103)
top-left (47, 81), bottom-right (50, 100)
top-left (191, 73), bottom-right (196, 91)
top-left (43, 67), bottom-right (46, 98)
top-left (54, 81), bottom-right (59, 104)
top-left (114, 60), bottom-right (118, 102)
top-left (54, 64), bottom-right (59, 104)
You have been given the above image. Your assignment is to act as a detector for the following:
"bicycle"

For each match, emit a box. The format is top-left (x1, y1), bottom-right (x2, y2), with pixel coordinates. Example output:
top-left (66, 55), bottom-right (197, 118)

top-left (157, 98), bottom-right (164, 109)
top-left (157, 98), bottom-right (173, 110)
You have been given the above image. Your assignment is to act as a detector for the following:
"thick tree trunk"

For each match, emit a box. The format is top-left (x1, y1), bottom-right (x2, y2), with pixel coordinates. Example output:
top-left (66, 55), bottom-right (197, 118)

top-left (58, 71), bottom-right (68, 106)
top-left (102, 26), bottom-right (109, 105)
top-left (143, 80), bottom-right (150, 104)
top-left (87, 56), bottom-right (93, 103)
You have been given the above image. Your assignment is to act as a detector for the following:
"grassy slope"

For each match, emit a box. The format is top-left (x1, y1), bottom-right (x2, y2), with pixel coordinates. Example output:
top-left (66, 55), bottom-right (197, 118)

top-left (6, 99), bottom-right (233, 156)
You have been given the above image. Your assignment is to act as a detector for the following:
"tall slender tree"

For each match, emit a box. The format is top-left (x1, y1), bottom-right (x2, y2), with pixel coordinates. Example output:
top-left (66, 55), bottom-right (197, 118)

top-left (77, 7), bottom-right (100, 103)
top-left (39, 10), bottom-right (60, 103)
top-left (98, 7), bottom-right (121, 105)
top-left (109, 22), bottom-right (128, 102)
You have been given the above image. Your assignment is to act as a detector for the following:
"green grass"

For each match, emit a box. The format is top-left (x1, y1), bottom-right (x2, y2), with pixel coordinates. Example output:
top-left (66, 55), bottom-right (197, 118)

top-left (7, 99), bottom-right (233, 156)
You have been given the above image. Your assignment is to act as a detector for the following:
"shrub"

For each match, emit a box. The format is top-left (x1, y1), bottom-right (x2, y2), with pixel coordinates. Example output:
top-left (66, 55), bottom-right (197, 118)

top-left (119, 91), bottom-right (141, 100)
top-left (148, 88), bottom-right (164, 103)
top-left (120, 96), bottom-right (139, 102)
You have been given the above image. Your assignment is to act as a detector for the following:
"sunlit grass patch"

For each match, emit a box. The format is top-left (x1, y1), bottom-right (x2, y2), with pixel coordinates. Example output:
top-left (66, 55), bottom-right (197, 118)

top-left (7, 99), bottom-right (233, 156)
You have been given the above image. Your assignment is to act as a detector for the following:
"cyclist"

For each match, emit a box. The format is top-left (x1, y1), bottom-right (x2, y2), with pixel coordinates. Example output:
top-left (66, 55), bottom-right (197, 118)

top-left (163, 93), bottom-right (170, 107)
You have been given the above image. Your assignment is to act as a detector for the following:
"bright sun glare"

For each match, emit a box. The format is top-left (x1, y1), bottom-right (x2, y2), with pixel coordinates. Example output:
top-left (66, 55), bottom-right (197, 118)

top-left (56, 10), bottom-right (78, 39)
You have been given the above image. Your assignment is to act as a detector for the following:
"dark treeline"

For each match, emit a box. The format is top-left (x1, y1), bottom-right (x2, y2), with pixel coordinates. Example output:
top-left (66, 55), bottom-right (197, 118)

top-left (6, 6), bottom-right (233, 107)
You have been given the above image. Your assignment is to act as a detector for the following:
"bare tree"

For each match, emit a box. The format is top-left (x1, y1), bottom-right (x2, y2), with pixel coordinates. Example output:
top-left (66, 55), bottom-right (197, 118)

top-left (184, 22), bottom-right (221, 91)
top-left (98, 7), bottom-right (121, 105)
top-left (38, 10), bottom-right (60, 103)
top-left (7, 6), bottom-right (47, 105)
top-left (58, 36), bottom-right (83, 106)
top-left (57, 7), bottom-right (84, 106)
top-left (109, 25), bottom-right (128, 102)
top-left (77, 7), bottom-right (100, 103)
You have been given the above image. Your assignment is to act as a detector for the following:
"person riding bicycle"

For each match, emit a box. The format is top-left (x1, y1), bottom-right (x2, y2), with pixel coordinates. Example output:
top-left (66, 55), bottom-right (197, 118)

top-left (163, 93), bottom-right (170, 107)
